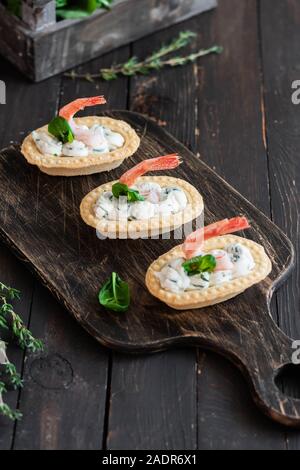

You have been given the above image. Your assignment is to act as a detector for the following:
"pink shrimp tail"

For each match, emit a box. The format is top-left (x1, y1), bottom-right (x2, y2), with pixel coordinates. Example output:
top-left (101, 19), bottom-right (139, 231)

top-left (183, 217), bottom-right (250, 259)
top-left (214, 252), bottom-right (234, 271)
top-left (119, 154), bottom-right (181, 187)
top-left (59, 96), bottom-right (107, 121)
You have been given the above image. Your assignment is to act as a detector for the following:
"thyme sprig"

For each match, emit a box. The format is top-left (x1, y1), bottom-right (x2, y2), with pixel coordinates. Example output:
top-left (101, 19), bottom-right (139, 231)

top-left (0, 380), bottom-right (22, 420)
top-left (65, 31), bottom-right (223, 82)
top-left (0, 284), bottom-right (43, 421)
top-left (0, 296), bottom-right (43, 352)
top-left (0, 343), bottom-right (22, 421)
top-left (0, 282), bottom-right (21, 301)
top-left (4, 362), bottom-right (23, 389)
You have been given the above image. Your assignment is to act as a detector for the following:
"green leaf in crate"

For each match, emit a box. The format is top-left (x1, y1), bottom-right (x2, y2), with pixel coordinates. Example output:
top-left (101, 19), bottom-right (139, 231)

top-left (6, 0), bottom-right (21, 17)
top-left (56, 9), bottom-right (91, 19)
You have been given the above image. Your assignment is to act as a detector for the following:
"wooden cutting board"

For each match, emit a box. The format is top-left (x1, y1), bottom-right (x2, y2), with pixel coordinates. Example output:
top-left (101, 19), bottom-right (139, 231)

top-left (0, 111), bottom-right (298, 427)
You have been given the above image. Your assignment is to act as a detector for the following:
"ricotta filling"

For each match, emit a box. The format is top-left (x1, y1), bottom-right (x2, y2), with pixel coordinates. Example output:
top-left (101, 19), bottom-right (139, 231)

top-left (156, 243), bottom-right (255, 293)
top-left (94, 182), bottom-right (188, 221)
top-left (32, 125), bottom-right (124, 158)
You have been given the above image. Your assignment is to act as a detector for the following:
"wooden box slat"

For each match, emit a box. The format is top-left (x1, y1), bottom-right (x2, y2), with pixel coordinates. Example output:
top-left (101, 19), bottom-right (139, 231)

top-left (0, 0), bottom-right (218, 81)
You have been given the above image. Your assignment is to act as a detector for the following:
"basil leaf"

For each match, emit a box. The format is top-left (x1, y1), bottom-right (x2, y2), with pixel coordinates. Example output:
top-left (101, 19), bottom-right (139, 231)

top-left (127, 188), bottom-right (145, 202)
top-left (112, 182), bottom-right (145, 202)
top-left (99, 272), bottom-right (130, 312)
top-left (55, 0), bottom-right (67, 8)
top-left (48, 116), bottom-right (74, 143)
top-left (182, 255), bottom-right (217, 276)
top-left (97, 0), bottom-right (113, 9)
top-left (112, 182), bottom-right (128, 198)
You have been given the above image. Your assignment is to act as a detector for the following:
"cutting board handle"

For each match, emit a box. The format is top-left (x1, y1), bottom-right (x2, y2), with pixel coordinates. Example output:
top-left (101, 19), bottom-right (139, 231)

top-left (231, 301), bottom-right (300, 427)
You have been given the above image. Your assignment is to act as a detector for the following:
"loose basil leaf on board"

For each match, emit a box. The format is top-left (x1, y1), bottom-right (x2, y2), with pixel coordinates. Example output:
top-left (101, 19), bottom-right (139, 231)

top-left (112, 182), bottom-right (145, 202)
top-left (48, 116), bottom-right (74, 144)
top-left (99, 272), bottom-right (130, 312)
top-left (182, 254), bottom-right (217, 276)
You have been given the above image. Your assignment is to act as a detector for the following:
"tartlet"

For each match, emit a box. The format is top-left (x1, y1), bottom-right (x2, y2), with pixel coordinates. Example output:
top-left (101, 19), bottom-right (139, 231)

top-left (80, 175), bottom-right (204, 238)
top-left (21, 96), bottom-right (140, 176)
top-left (80, 154), bottom-right (204, 239)
top-left (146, 219), bottom-right (272, 310)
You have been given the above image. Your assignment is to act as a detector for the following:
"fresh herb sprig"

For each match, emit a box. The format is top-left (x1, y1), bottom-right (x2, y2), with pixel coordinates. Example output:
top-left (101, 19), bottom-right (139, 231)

top-left (99, 272), bottom-right (130, 312)
top-left (65, 31), bottom-right (223, 82)
top-left (0, 380), bottom-right (22, 421)
top-left (3, 362), bottom-right (23, 389)
top-left (0, 284), bottom-right (43, 421)
top-left (0, 283), bottom-right (21, 301)
top-left (0, 342), bottom-right (22, 421)
top-left (0, 297), bottom-right (43, 352)
top-left (112, 182), bottom-right (145, 203)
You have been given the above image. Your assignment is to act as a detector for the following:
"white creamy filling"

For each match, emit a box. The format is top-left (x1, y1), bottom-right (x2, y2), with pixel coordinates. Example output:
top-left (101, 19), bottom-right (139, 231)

top-left (62, 140), bottom-right (89, 157)
top-left (32, 125), bottom-right (124, 157)
top-left (94, 182), bottom-right (188, 221)
top-left (32, 131), bottom-right (62, 156)
top-left (156, 243), bottom-right (255, 293)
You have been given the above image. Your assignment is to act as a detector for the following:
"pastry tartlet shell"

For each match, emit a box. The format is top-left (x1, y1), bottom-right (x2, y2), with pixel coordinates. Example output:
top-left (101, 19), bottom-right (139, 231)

top-left (80, 176), bottom-right (204, 239)
top-left (145, 234), bottom-right (272, 310)
top-left (21, 117), bottom-right (140, 176)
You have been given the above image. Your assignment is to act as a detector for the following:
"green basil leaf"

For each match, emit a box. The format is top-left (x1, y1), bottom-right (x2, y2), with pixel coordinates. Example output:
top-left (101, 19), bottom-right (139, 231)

top-left (85, 0), bottom-right (98, 13)
top-left (182, 254), bottom-right (217, 276)
top-left (48, 116), bottom-right (74, 143)
top-left (97, 0), bottom-right (113, 9)
top-left (55, 0), bottom-right (68, 8)
top-left (56, 9), bottom-right (91, 19)
top-left (127, 188), bottom-right (145, 202)
top-left (99, 272), bottom-right (130, 312)
top-left (112, 182), bottom-right (145, 202)
top-left (112, 182), bottom-right (129, 198)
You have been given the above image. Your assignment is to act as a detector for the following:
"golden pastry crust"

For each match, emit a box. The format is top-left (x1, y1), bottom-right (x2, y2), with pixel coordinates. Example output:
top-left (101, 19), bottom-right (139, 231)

top-left (145, 235), bottom-right (272, 310)
top-left (21, 117), bottom-right (140, 176)
top-left (80, 176), bottom-right (204, 239)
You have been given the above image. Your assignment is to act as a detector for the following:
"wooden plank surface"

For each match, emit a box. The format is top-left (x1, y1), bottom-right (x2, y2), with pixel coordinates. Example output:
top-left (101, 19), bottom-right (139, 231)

top-left (187, 0), bottom-right (289, 448)
top-left (107, 23), bottom-right (200, 451)
top-left (259, 0), bottom-right (300, 450)
top-left (11, 48), bottom-right (131, 450)
top-left (0, 59), bottom-right (61, 449)
top-left (106, 3), bottom-right (286, 449)
top-left (0, 0), bottom-right (299, 449)
top-left (0, 115), bottom-right (298, 427)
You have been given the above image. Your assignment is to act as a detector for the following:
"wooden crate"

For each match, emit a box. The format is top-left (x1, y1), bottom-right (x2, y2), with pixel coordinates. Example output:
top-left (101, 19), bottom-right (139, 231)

top-left (0, 0), bottom-right (217, 82)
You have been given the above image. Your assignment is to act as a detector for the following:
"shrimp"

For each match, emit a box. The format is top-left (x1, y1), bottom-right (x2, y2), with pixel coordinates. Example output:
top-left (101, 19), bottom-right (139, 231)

top-left (58, 96), bottom-right (107, 148)
top-left (183, 217), bottom-right (250, 259)
top-left (119, 154), bottom-right (181, 187)
top-left (210, 250), bottom-right (234, 271)
top-left (59, 96), bottom-right (106, 121)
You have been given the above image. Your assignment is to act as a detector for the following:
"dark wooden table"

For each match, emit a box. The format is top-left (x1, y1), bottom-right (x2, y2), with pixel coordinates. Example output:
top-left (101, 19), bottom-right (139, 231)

top-left (0, 0), bottom-right (299, 450)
